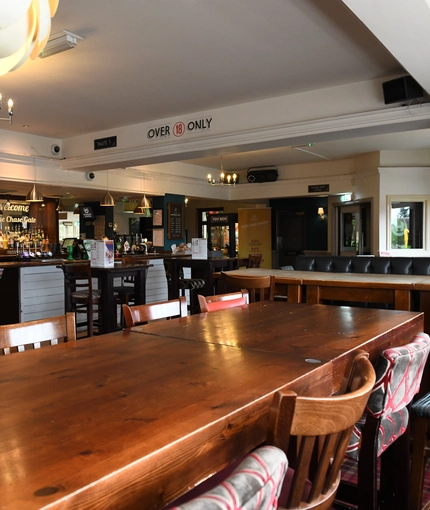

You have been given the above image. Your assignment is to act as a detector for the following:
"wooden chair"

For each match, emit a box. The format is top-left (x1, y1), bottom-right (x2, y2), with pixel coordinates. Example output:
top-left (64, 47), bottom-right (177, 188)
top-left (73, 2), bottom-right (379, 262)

top-left (410, 392), bottom-right (430, 510)
top-left (0, 312), bottom-right (76, 354)
top-left (247, 253), bottom-right (263, 268)
top-left (221, 272), bottom-right (276, 302)
top-left (198, 290), bottom-right (249, 313)
top-left (335, 332), bottom-right (430, 510)
top-left (166, 352), bottom-right (375, 510)
top-left (167, 446), bottom-right (288, 509)
top-left (270, 352), bottom-right (376, 509)
top-left (61, 262), bottom-right (102, 337)
top-left (122, 296), bottom-right (188, 328)
top-left (114, 257), bottom-right (150, 324)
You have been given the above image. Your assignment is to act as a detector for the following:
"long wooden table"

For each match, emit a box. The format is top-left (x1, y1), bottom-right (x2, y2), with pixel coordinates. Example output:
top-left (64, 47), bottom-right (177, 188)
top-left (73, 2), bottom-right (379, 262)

top-left (223, 268), bottom-right (430, 310)
top-left (0, 302), bottom-right (423, 509)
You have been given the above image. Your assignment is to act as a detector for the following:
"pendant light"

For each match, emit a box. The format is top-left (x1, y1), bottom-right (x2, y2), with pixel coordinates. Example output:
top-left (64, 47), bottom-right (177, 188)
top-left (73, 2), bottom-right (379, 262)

top-left (100, 170), bottom-right (115, 206)
top-left (26, 159), bottom-right (44, 202)
top-left (134, 173), bottom-right (151, 214)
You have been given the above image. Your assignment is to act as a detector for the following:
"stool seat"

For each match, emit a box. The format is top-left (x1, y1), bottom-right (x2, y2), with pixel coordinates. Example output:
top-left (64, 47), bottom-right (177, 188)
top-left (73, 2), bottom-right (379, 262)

top-left (179, 279), bottom-right (205, 290)
top-left (72, 289), bottom-right (102, 301)
top-left (179, 278), bottom-right (205, 315)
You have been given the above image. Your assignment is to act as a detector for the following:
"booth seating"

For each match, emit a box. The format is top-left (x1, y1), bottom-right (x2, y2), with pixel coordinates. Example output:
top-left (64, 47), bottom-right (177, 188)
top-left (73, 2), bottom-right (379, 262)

top-left (295, 255), bottom-right (430, 275)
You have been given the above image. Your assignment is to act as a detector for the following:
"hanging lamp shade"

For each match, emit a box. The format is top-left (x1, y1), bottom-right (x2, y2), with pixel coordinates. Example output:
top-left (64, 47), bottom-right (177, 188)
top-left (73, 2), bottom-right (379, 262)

top-left (73, 204), bottom-right (80, 214)
top-left (56, 199), bottom-right (64, 212)
top-left (133, 194), bottom-right (151, 214)
top-left (26, 183), bottom-right (44, 202)
top-left (100, 190), bottom-right (115, 206)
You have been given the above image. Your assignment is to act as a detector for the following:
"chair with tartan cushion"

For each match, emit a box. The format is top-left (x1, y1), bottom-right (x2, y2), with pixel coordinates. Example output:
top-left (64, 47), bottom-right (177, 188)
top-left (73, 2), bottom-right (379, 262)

top-left (335, 332), bottom-right (430, 510)
top-left (410, 390), bottom-right (430, 510)
top-left (169, 446), bottom-right (288, 510)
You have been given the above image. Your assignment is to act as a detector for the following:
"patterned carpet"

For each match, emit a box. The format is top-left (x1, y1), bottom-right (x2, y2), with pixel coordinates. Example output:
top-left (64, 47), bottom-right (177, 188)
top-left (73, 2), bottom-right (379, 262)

top-left (335, 457), bottom-right (430, 509)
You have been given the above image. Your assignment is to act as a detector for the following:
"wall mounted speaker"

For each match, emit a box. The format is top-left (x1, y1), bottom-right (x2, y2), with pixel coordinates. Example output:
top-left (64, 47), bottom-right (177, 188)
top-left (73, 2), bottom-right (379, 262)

top-left (247, 166), bottom-right (278, 183)
top-left (382, 76), bottom-right (423, 105)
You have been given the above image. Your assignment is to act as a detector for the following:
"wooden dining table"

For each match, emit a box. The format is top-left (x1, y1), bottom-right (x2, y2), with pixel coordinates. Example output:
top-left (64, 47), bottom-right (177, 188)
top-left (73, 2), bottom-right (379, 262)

top-left (0, 302), bottom-right (423, 510)
top-left (223, 268), bottom-right (429, 311)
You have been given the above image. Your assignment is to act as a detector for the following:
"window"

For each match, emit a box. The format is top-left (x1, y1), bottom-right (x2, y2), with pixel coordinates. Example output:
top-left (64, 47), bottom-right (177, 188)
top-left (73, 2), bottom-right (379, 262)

top-left (390, 200), bottom-right (424, 250)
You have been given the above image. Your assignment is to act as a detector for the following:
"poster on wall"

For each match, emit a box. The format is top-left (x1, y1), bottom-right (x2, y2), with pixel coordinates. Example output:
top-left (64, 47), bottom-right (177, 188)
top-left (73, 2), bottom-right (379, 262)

top-left (238, 208), bottom-right (272, 269)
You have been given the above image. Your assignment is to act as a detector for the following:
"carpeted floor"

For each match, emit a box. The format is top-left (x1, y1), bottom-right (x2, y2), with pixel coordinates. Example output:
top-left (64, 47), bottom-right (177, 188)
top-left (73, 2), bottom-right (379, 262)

top-left (335, 457), bottom-right (430, 509)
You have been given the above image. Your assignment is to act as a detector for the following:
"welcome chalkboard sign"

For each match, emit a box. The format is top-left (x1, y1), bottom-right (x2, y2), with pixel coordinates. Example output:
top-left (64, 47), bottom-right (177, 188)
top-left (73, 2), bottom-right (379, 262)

top-left (167, 203), bottom-right (184, 240)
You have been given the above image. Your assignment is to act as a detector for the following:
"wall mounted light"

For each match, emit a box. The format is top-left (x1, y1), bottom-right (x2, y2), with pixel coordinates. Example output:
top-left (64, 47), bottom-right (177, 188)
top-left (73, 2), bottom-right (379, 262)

top-left (0, 94), bottom-right (13, 124)
top-left (207, 156), bottom-right (238, 186)
top-left (318, 207), bottom-right (325, 221)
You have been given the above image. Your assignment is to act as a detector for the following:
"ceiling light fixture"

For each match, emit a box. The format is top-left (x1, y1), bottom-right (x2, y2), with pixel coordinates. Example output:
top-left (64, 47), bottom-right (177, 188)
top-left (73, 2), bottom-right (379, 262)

top-left (0, 94), bottom-right (13, 124)
top-left (207, 156), bottom-right (238, 186)
top-left (0, 0), bottom-right (60, 76)
top-left (26, 159), bottom-right (44, 202)
top-left (100, 170), bottom-right (115, 206)
top-left (56, 199), bottom-right (64, 212)
top-left (134, 173), bottom-right (152, 215)
top-left (38, 30), bottom-right (83, 59)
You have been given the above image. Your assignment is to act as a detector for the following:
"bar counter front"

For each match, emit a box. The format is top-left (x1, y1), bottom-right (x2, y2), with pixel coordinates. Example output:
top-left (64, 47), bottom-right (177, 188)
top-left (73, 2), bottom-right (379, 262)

top-left (0, 301), bottom-right (423, 509)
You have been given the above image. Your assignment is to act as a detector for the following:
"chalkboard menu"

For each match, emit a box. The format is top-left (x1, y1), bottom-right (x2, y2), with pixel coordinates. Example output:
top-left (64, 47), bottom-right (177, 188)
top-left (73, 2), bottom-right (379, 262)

top-left (167, 203), bottom-right (184, 240)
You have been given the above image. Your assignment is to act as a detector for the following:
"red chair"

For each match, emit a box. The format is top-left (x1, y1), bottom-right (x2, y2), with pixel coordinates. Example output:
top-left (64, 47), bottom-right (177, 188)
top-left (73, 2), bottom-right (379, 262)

top-left (197, 290), bottom-right (249, 313)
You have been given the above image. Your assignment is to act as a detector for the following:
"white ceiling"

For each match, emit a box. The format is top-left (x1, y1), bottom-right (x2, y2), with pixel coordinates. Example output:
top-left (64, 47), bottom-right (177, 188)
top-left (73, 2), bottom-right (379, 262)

top-left (0, 0), bottom-right (430, 200)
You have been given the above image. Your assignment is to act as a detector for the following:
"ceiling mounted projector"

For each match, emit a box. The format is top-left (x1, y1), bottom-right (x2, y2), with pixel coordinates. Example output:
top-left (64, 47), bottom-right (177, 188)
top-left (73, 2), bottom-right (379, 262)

top-left (39, 30), bottom-right (83, 59)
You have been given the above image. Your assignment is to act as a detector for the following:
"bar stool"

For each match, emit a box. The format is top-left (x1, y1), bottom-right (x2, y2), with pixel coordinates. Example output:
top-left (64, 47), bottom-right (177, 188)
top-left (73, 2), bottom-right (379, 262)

top-left (61, 262), bottom-right (102, 337)
top-left (164, 259), bottom-right (205, 315)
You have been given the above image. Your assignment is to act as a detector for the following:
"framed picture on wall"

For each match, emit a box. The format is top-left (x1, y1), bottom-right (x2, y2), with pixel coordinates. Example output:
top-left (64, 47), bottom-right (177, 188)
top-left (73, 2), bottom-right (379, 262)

top-left (153, 209), bottom-right (163, 226)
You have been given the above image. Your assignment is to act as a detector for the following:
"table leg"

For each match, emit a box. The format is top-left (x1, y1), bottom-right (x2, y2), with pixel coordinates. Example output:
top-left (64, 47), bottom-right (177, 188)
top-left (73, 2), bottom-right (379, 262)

top-left (394, 289), bottom-right (412, 311)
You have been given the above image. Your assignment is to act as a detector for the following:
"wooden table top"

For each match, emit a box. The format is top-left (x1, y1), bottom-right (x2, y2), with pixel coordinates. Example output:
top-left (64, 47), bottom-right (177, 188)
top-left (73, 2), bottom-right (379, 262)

top-left (224, 268), bottom-right (430, 288)
top-left (131, 301), bottom-right (423, 363)
top-left (0, 303), bottom-right (423, 509)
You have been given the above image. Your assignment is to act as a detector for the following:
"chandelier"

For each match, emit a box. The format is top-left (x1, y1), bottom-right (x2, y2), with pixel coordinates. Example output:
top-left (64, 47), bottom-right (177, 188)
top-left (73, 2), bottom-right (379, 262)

top-left (207, 156), bottom-right (238, 186)
top-left (0, 0), bottom-right (60, 76)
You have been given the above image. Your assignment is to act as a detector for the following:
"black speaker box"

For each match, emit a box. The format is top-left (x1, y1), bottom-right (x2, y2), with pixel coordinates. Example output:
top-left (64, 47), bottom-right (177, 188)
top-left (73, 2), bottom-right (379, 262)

top-left (247, 166), bottom-right (278, 183)
top-left (382, 76), bottom-right (423, 105)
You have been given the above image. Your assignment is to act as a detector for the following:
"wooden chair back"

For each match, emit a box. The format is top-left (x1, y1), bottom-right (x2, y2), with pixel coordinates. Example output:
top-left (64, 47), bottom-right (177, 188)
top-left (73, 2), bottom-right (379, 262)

top-left (198, 290), bottom-right (249, 313)
top-left (247, 253), bottom-right (263, 268)
top-left (221, 272), bottom-right (276, 302)
top-left (0, 313), bottom-right (77, 355)
top-left (61, 262), bottom-right (99, 337)
top-left (268, 352), bottom-right (376, 510)
top-left (122, 296), bottom-right (188, 328)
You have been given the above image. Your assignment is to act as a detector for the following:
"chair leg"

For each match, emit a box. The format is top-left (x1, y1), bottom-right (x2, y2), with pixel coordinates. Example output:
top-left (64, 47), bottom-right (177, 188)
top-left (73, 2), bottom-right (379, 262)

top-left (379, 427), bottom-right (410, 510)
top-left (356, 417), bottom-right (379, 510)
top-left (410, 416), bottom-right (429, 510)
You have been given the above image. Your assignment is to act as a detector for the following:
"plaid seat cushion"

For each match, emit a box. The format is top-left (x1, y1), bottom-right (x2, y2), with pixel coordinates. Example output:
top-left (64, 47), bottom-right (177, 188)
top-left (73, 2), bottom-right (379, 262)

top-left (347, 332), bottom-right (430, 459)
top-left (170, 446), bottom-right (288, 510)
